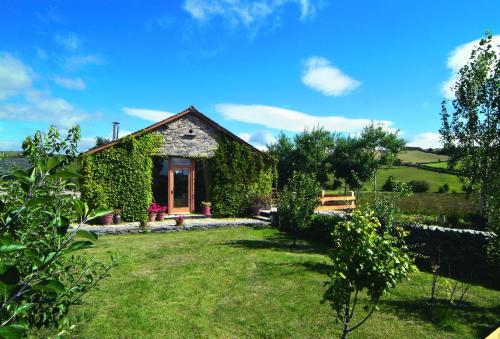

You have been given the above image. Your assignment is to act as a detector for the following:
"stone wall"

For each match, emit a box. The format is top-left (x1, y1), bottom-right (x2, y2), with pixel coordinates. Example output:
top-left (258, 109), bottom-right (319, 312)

top-left (406, 223), bottom-right (498, 286)
top-left (155, 114), bottom-right (219, 158)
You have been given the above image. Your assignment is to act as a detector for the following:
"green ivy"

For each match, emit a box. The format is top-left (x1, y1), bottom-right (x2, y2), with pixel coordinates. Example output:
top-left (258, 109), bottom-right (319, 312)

top-left (209, 134), bottom-right (275, 217)
top-left (79, 133), bottom-right (163, 221)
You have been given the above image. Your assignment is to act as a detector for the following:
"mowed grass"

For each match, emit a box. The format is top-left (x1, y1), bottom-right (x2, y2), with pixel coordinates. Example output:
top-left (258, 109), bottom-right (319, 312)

top-left (399, 150), bottom-right (448, 163)
top-left (423, 161), bottom-right (449, 169)
top-left (366, 166), bottom-right (463, 192)
top-left (71, 227), bottom-right (499, 338)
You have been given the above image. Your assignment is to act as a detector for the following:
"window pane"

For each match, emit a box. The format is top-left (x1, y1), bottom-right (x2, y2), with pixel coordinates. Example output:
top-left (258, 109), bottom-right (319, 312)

top-left (173, 168), bottom-right (189, 208)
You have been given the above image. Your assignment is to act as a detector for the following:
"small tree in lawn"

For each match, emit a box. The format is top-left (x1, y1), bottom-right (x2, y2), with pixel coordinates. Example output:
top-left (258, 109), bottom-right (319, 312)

top-left (323, 209), bottom-right (416, 339)
top-left (439, 33), bottom-right (500, 264)
top-left (277, 171), bottom-right (321, 244)
top-left (359, 122), bottom-right (406, 192)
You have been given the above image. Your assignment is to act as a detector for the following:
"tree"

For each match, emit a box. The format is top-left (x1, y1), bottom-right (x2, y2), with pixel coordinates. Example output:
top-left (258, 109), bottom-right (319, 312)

top-left (277, 172), bottom-right (321, 244)
top-left (323, 209), bottom-right (416, 339)
top-left (329, 136), bottom-right (373, 191)
top-left (0, 127), bottom-right (117, 337)
top-left (439, 33), bottom-right (499, 264)
top-left (359, 122), bottom-right (406, 192)
top-left (268, 128), bottom-right (334, 189)
top-left (95, 136), bottom-right (111, 147)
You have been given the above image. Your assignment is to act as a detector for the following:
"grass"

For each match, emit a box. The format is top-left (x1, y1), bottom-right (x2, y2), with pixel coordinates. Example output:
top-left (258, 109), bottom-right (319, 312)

top-left (366, 166), bottom-right (463, 192)
top-left (70, 227), bottom-right (499, 338)
top-left (423, 162), bottom-right (449, 169)
top-left (399, 150), bottom-right (448, 164)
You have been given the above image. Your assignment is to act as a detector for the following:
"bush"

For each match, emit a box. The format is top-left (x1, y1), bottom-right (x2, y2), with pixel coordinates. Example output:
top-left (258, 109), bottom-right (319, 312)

top-left (277, 172), bottom-right (321, 238)
top-left (382, 176), bottom-right (396, 191)
top-left (408, 180), bottom-right (430, 193)
top-left (438, 183), bottom-right (450, 194)
top-left (308, 213), bottom-right (344, 242)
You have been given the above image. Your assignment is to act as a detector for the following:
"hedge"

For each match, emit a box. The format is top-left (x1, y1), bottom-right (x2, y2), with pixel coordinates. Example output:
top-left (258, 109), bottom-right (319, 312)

top-left (79, 133), bottom-right (163, 221)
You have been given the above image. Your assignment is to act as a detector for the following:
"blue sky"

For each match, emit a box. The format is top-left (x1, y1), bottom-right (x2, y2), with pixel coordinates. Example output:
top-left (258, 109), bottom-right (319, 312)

top-left (0, 0), bottom-right (499, 151)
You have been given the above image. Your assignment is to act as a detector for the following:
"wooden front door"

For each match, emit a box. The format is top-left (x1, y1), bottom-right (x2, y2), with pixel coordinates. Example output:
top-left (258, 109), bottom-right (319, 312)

top-left (168, 158), bottom-right (195, 214)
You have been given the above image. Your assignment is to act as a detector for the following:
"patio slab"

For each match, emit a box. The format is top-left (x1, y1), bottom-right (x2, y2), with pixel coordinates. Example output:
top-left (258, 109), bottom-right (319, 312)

top-left (73, 217), bottom-right (270, 235)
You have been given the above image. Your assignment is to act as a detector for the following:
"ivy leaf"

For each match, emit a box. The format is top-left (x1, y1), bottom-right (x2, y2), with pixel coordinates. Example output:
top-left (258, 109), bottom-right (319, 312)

top-left (0, 324), bottom-right (26, 339)
top-left (34, 279), bottom-right (66, 293)
top-left (66, 240), bottom-right (94, 253)
top-left (76, 230), bottom-right (98, 241)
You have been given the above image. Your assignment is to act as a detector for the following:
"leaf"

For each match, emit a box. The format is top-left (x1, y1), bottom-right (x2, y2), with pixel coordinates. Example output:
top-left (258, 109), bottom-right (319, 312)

top-left (76, 230), bottom-right (98, 241)
top-left (0, 324), bottom-right (26, 339)
top-left (0, 235), bottom-right (26, 253)
top-left (26, 196), bottom-right (53, 208)
top-left (66, 240), bottom-right (94, 253)
top-left (34, 279), bottom-right (66, 293)
top-left (0, 265), bottom-right (21, 285)
top-left (13, 303), bottom-right (34, 316)
top-left (0, 199), bottom-right (4, 213)
top-left (47, 156), bottom-right (63, 172)
top-left (52, 170), bottom-right (81, 180)
top-left (24, 249), bottom-right (43, 267)
top-left (86, 207), bottom-right (111, 222)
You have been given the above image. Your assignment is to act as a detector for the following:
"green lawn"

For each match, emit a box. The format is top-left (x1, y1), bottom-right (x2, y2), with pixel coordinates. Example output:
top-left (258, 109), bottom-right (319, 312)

top-left (423, 162), bottom-right (449, 169)
top-left (399, 150), bottom-right (448, 164)
top-left (366, 166), bottom-right (463, 192)
top-left (70, 227), bottom-right (499, 338)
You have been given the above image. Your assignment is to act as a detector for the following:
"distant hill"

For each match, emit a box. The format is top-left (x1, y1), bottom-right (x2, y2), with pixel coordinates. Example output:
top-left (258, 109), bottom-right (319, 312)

top-left (398, 150), bottom-right (448, 164)
top-left (0, 156), bottom-right (30, 174)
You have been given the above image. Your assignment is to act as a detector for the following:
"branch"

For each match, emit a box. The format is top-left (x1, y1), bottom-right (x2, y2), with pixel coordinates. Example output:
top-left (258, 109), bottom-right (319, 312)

top-left (348, 301), bottom-right (378, 333)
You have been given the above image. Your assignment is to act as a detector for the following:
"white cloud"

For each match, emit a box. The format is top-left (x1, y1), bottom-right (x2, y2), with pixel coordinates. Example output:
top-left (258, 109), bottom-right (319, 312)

top-left (302, 56), bottom-right (361, 96)
top-left (0, 53), bottom-right (33, 100)
top-left (216, 103), bottom-right (393, 133)
top-left (64, 54), bottom-right (105, 70)
top-left (122, 107), bottom-right (174, 122)
top-left (238, 130), bottom-right (276, 150)
top-left (54, 32), bottom-right (85, 50)
top-left (441, 35), bottom-right (500, 99)
top-left (238, 132), bottom-right (251, 142)
top-left (54, 76), bottom-right (86, 90)
top-left (408, 132), bottom-right (442, 149)
top-left (183, 0), bottom-right (322, 32)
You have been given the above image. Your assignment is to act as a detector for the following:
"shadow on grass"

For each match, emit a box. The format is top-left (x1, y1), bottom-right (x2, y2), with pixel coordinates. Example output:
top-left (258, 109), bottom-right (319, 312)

top-left (225, 232), bottom-right (329, 255)
top-left (380, 298), bottom-right (500, 338)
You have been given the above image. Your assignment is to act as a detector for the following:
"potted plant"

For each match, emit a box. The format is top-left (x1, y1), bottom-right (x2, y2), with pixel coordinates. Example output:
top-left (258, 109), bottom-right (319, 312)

top-left (156, 205), bottom-right (167, 221)
top-left (113, 208), bottom-right (122, 225)
top-left (99, 211), bottom-right (113, 225)
top-left (201, 201), bottom-right (212, 216)
top-left (148, 202), bottom-right (159, 222)
top-left (250, 195), bottom-right (270, 217)
top-left (174, 215), bottom-right (185, 227)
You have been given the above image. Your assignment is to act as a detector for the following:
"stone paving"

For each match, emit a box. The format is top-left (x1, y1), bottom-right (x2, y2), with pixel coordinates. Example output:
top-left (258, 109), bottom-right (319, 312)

top-left (72, 217), bottom-right (270, 235)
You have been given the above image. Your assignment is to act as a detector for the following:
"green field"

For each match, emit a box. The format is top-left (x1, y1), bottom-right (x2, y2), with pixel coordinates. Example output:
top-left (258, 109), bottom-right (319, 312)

top-left (399, 150), bottom-right (448, 164)
top-left (366, 166), bottom-right (462, 192)
top-left (68, 227), bottom-right (500, 338)
top-left (423, 162), bottom-right (449, 169)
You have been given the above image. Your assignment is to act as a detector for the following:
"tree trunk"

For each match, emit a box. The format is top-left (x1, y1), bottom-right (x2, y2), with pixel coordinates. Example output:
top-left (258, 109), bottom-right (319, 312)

top-left (373, 169), bottom-right (377, 193)
top-left (340, 305), bottom-right (350, 339)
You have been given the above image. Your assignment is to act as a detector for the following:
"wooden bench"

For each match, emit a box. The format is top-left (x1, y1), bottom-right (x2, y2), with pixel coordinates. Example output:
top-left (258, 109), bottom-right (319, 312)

top-left (316, 191), bottom-right (356, 212)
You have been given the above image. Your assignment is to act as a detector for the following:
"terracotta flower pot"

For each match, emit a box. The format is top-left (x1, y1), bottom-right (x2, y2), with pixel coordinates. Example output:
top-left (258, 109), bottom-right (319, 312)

top-left (148, 213), bottom-right (157, 222)
top-left (202, 206), bottom-right (211, 216)
top-left (156, 212), bottom-right (167, 221)
top-left (100, 214), bottom-right (113, 225)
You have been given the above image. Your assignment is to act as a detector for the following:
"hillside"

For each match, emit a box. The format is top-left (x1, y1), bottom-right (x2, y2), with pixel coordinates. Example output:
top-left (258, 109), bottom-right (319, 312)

top-left (398, 150), bottom-right (448, 164)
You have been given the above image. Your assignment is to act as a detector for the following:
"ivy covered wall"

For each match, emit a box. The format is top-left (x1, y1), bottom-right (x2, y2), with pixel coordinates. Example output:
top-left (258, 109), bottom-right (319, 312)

top-left (79, 133), bottom-right (163, 221)
top-left (209, 134), bottom-right (275, 217)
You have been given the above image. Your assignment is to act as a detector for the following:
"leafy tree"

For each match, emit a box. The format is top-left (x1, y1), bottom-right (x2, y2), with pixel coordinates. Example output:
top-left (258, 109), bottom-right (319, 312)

top-left (323, 209), bottom-right (416, 339)
top-left (95, 136), bottom-right (111, 147)
top-left (359, 122), bottom-right (406, 192)
top-left (277, 172), bottom-right (321, 244)
top-left (0, 127), bottom-right (117, 337)
top-left (329, 136), bottom-right (372, 191)
top-left (268, 128), bottom-right (334, 188)
top-left (439, 33), bottom-right (499, 236)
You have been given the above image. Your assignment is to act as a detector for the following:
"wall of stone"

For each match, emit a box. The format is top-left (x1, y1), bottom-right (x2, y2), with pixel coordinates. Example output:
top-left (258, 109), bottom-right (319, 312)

top-left (406, 223), bottom-right (498, 286)
top-left (155, 114), bottom-right (219, 158)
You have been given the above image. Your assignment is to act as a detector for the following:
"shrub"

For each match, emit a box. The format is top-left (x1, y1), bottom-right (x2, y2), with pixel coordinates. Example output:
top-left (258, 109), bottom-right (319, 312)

top-left (322, 209), bottom-right (416, 338)
top-left (382, 176), bottom-right (396, 191)
top-left (277, 172), bottom-right (321, 240)
top-left (438, 183), bottom-right (450, 194)
top-left (408, 180), bottom-right (430, 193)
top-left (308, 213), bottom-right (344, 242)
top-left (0, 127), bottom-right (117, 337)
